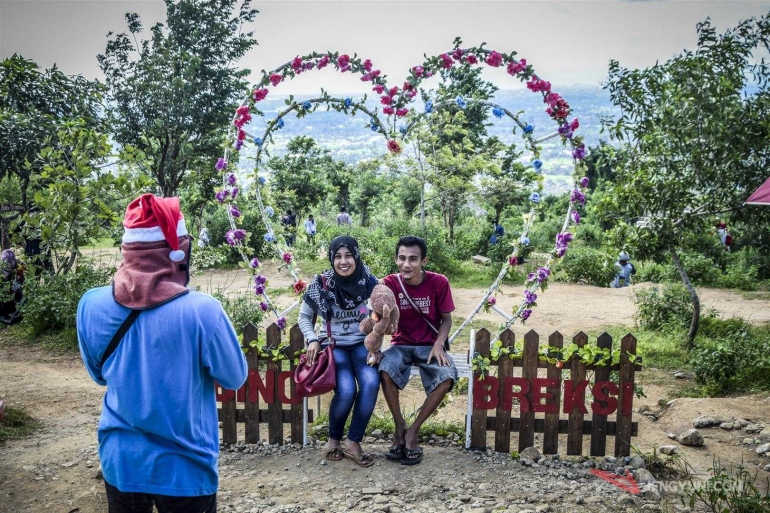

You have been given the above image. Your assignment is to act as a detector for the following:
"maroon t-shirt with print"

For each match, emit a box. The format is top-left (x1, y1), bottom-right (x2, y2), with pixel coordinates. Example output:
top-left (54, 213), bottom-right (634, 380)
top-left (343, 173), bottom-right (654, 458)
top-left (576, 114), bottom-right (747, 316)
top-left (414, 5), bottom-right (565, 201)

top-left (383, 271), bottom-right (455, 346)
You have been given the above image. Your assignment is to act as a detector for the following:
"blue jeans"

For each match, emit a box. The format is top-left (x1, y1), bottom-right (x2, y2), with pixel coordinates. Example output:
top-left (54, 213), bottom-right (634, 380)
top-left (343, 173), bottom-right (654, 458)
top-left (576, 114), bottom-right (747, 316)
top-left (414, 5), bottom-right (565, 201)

top-left (328, 342), bottom-right (380, 443)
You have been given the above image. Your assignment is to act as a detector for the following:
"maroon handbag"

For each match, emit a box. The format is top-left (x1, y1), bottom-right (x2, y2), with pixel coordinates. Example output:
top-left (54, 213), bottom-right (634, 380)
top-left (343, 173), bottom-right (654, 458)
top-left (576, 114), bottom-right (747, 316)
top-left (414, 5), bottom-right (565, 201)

top-left (294, 276), bottom-right (336, 398)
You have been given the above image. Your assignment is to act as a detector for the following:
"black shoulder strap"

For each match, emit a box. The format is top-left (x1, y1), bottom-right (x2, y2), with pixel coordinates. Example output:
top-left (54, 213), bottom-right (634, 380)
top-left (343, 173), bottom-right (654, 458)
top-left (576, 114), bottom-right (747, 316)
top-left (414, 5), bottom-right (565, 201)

top-left (100, 310), bottom-right (141, 367)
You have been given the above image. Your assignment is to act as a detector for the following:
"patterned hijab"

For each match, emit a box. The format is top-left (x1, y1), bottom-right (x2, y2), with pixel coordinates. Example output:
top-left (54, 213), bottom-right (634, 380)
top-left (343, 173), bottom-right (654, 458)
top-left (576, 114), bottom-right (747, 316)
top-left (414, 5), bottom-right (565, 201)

top-left (303, 235), bottom-right (376, 320)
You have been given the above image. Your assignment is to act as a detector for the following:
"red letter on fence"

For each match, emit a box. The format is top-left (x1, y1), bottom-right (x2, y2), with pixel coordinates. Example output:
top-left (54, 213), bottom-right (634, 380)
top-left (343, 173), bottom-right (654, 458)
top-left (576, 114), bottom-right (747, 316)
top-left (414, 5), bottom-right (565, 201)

top-left (621, 381), bottom-right (634, 416)
top-left (249, 370), bottom-right (275, 404)
top-left (215, 382), bottom-right (235, 403)
top-left (473, 375), bottom-right (499, 409)
top-left (278, 371), bottom-right (302, 405)
top-left (591, 381), bottom-right (619, 415)
top-left (531, 378), bottom-right (559, 413)
top-left (562, 379), bottom-right (589, 414)
top-left (503, 377), bottom-right (531, 413)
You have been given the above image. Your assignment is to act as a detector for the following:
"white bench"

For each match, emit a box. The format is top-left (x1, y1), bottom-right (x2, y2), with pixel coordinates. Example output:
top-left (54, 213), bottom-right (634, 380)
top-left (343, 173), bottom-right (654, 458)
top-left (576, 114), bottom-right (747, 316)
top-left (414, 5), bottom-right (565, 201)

top-left (302, 331), bottom-right (477, 448)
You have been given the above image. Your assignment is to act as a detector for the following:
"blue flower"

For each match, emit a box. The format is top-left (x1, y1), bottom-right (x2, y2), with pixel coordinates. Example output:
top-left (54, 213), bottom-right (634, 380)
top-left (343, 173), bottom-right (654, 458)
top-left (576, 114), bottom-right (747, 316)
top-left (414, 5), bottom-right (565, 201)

top-left (253, 137), bottom-right (263, 146)
top-left (275, 118), bottom-right (284, 129)
top-left (529, 192), bottom-right (541, 204)
top-left (302, 101), bottom-right (312, 110)
top-left (520, 235), bottom-right (531, 246)
top-left (492, 107), bottom-right (504, 119)
top-left (264, 206), bottom-right (274, 217)
top-left (399, 125), bottom-right (407, 135)
top-left (523, 124), bottom-right (534, 134)
top-left (369, 118), bottom-right (379, 131)
top-left (258, 176), bottom-right (266, 185)
top-left (424, 101), bottom-right (433, 114)
top-left (456, 96), bottom-right (467, 109)
top-left (264, 233), bottom-right (276, 243)
top-left (532, 159), bottom-right (543, 171)
top-left (344, 98), bottom-right (352, 108)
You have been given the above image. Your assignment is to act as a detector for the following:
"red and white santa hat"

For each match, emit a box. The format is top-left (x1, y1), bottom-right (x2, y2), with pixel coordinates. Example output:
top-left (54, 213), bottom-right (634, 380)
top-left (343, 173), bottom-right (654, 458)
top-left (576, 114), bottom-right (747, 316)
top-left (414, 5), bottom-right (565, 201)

top-left (122, 194), bottom-right (189, 262)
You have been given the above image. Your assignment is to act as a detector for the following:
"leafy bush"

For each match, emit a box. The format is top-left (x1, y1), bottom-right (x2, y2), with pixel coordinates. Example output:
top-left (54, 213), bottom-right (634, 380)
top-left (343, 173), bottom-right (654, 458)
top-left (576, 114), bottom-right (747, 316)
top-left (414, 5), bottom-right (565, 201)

top-left (21, 264), bottom-right (113, 341)
top-left (190, 244), bottom-right (232, 270)
top-left (716, 261), bottom-right (759, 291)
top-left (635, 261), bottom-right (670, 283)
top-left (679, 252), bottom-right (721, 286)
top-left (213, 291), bottom-right (266, 334)
top-left (690, 323), bottom-right (770, 396)
top-left (632, 283), bottom-right (693, 331)
top-left (681, 458), bottom-right (770, 512)
top-left (557, 246), bottom-right (617, 287)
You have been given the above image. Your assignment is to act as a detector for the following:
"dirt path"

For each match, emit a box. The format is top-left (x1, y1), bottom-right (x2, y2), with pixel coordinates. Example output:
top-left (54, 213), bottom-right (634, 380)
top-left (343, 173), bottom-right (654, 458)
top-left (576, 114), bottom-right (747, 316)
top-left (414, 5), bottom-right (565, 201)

top-left (2, 264), bottom-right (770, 512)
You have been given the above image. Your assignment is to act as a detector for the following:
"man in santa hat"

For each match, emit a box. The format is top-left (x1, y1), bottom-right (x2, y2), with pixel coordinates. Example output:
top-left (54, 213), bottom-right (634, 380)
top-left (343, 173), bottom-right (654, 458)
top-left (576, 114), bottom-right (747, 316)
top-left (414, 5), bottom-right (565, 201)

top-left (77, 194), bottom-right (247, 512)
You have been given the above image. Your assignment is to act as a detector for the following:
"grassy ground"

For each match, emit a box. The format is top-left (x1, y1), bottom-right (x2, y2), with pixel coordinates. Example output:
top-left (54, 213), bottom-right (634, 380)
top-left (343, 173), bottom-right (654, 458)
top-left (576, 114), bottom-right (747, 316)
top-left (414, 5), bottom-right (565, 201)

top-left (0, 405), bottom-right (40, 444)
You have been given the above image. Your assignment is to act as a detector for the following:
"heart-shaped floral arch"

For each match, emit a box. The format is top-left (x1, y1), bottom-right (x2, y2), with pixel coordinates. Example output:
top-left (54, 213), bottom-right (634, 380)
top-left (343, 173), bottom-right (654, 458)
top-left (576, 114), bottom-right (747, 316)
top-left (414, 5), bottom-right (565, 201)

top-left (213, 39), bottom-right (589, 341)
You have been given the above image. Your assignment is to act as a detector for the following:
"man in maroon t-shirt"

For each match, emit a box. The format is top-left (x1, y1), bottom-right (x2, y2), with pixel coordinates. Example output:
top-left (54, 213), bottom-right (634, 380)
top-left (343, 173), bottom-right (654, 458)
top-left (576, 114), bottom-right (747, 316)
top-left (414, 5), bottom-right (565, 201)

top-left (377, 236), bottom-right (457, 466)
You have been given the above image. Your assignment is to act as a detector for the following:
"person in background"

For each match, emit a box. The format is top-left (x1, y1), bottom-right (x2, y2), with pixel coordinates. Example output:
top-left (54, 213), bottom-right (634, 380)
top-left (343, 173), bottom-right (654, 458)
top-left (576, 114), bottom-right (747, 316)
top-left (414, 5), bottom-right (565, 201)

top-left (336, 207), bottom-right (352, 227)
top-left (77, 194), bottom-right (247, 513)
top-left (717, 222), bottom-right (733, 252)
top-left (0, 249), bottom-right (24, 324)
top-left (198, 226), bottom-right (210, 249)
top-left (611, 251), bottom-right (636, 288)
top-left (281, 209), bottom-right (297, 247)
top-left (488, 222), bottom-right (505, 245)
top-left (304, 214), bottom-right (317, 244)
top-left (299, 236), bottom-right (379, 467)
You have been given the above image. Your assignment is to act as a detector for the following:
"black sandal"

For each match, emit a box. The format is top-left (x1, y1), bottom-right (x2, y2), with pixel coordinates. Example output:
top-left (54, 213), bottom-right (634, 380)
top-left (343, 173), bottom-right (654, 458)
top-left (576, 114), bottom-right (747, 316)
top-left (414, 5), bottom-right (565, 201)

top-left (385, 443), bottom-right (405, 461)
top-left (400, 447), bottom-right (423, 466)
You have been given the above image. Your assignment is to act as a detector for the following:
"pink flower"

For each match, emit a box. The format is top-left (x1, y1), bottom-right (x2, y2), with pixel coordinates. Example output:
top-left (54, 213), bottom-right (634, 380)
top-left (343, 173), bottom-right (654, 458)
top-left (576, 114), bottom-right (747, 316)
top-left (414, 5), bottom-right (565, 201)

top-left (236, 105), bottom-right (249, 116)
top-left (253, 88), bottom-right (269, 102)
top-left (570, 118), bottom-right (580, 131)
top-left (507, 59), bottom-right (527, 75)
top-left (269, 73), bottom-right (282, 86)
top-left (396, 108), bottom-right (409, 117)
top-left (380, 96), bottom-right (392, 106)
top-left (412, 65), bottom-right (424, 77)
top-left (237, 129), bottom-right (246, 141)
top-left (339, 65), bottom-right (350, 73)
top-left (383, 106), bottom-right (395, 115)
top-left (486, 51), bottom-right (503, 67)
top-left (486, 296), bottom-right (497, 307)
top-left (467, 54), bottom-right (478, 65)
top-left (317, 55), bottom-right (330, 69)
top-left (373, 84), bottom-right (385, 94)
top-left (361, 73), bottom-right (372, 82)
top-left (291, 56), bottom-right (303, 73)
top-left (372, 70), bottom-right (381, 77)
top-left (282, 252), bottom-right (292, 264)
top-left (440, 53), bottom-right (453, 69)
top-left (387, 139), bottom-right (402, 154)
top-left (337, 54), bottom-right (350, 69)
top-left (293, 279), bottom-right (307, 295)
top-left (363, 59), bottom-right (373, 71)
top-left (389, 86), bottom-right (399, 97)
top-left (452, 48), bottom-right (464, 61)
top-left (407, 89), bottom-right (418, 98)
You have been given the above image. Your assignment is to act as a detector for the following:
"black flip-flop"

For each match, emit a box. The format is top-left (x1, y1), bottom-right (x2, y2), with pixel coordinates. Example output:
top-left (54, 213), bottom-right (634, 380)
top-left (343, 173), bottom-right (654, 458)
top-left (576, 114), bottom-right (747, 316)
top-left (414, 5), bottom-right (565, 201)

top-left (400, 447), bottom-right (423, 466)
top-left (385, 444), bottom-right (405, 461)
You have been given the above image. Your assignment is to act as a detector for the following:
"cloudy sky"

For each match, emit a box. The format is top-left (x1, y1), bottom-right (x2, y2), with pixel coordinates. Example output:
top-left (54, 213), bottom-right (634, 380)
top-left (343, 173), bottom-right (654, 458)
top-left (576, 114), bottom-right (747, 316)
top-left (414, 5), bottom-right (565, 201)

top-left (1, 0), bottom-right (769, 95)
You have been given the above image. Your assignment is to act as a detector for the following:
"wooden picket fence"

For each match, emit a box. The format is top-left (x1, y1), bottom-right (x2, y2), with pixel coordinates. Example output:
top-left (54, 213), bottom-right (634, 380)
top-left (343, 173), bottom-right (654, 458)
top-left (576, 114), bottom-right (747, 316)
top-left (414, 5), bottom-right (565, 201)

top-left (469, 328), bottom-right (641, 457)
top-left (216, 323), bottom-right (312, 446)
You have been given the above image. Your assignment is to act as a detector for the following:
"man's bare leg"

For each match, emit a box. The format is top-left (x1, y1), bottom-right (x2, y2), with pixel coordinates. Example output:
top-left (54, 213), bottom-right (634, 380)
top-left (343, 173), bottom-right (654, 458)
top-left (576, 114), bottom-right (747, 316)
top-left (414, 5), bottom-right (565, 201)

top-left (404, 379), bottom-right (453, 452)
top-left (380, 371), bottom-right (407, 446)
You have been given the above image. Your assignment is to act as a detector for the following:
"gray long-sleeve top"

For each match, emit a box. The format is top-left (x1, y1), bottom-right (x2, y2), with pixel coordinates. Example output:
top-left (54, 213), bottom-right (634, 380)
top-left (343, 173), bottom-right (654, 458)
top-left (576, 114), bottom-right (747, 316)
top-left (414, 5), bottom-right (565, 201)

top-left (298, 300), bottom-right (371, 347)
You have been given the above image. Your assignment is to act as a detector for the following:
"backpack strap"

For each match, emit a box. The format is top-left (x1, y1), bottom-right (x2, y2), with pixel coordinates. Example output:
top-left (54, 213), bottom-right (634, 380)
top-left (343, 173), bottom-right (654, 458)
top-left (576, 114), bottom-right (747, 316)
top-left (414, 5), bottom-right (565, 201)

top-left (100, 309), bottom-right (141, 368)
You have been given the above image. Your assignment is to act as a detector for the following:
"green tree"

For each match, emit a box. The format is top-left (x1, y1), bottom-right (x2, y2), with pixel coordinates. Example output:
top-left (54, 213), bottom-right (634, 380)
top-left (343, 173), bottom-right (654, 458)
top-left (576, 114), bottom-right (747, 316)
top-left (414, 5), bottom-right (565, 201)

top-left (350, 160), bottom-right (387, 227)
top-left (98, 0), bottom-right (258, 197)
top-left (267, 136), bottom-right (335, 218)
top-left (599, 15), bottom-right (770, 346)
top-left (0, 55), bottom-right (103, 211)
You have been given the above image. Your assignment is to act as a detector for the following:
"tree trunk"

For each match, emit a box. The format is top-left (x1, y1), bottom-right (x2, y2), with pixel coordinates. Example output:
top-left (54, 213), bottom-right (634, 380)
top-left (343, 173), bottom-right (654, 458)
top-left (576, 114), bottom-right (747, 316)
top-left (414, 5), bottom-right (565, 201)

top-left (670, 247), bottom-right (700, 348)
top-left (420, 182), bottom-right (425, 230)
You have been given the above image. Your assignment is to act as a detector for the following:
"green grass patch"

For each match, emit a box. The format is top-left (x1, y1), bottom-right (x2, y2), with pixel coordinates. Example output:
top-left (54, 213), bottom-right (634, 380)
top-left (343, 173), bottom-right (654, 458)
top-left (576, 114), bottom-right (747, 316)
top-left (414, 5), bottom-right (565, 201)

top-left (0, 406), bottom-right (41, 444)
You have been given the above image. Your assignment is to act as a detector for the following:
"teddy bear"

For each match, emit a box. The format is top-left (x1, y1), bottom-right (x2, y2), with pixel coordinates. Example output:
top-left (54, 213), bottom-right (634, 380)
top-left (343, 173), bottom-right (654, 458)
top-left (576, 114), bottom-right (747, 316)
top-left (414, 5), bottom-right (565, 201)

top-left (359, 283), bottom-right (400, 356)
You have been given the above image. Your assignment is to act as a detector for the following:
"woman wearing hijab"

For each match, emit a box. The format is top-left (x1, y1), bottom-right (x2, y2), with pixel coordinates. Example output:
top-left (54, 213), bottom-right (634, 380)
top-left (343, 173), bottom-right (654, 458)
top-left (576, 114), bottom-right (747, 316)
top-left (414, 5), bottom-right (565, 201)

top-left (298, 236), bottom-right (379, 467)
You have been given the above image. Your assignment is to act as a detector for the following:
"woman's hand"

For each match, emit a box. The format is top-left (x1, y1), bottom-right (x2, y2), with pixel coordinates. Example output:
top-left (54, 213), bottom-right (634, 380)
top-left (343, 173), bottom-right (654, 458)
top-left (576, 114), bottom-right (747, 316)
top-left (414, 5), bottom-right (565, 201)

top-left (367, 350), bottom-right (383, 367)
top-left (306, 341), bottom-right (321, 366)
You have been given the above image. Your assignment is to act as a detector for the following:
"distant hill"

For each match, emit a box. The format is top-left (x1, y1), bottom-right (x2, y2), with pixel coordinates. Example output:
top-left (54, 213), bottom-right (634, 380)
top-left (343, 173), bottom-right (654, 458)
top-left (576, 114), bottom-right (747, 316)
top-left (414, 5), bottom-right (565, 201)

top-left (237, 86), bottom-right (620, 195)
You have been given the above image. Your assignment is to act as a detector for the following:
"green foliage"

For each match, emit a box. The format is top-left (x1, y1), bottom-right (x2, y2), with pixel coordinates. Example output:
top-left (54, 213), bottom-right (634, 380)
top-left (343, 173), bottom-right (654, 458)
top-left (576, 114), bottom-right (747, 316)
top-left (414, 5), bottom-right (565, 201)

top-left (681, 458), bottom-right (770, 513)
top-left (632, 284), bottom-right (693, 331)
top-left (98, 0), bottom-right (258, 196)
top-left (0, 406), bottom-right (40, 444)
top-left (635, 261), bottom-right (669, 283)
top-left (212, 291), bottom-right (265, 334)
top-left (190, 244), bottom-right (231, 270)
top-left (0, 55), bottom-right (104, 208)
top-left (633, 446), bottom-right (688, 481)
top-left (556, 245), bottom-right (617, 287)
top-left (20, 264), bottom-right (113, 343)
top-left (690, 320), bottom-right (770, 396)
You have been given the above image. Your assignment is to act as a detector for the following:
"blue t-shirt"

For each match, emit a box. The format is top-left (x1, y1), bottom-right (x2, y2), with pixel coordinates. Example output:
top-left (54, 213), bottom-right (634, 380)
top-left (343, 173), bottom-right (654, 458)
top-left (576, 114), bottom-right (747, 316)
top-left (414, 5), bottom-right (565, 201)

top-left (77, 287), bottom-right (247, 496)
